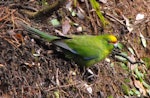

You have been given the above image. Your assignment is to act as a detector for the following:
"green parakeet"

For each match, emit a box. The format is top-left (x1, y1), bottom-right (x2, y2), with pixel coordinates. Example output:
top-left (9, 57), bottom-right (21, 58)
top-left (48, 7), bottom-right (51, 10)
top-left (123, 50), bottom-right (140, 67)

top-left (20, 23), bottom-right (117, 67)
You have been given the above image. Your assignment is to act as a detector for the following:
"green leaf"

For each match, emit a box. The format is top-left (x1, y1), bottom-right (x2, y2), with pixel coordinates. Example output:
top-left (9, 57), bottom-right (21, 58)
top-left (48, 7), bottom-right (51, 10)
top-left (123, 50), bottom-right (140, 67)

top-left (124, 78), bottom-right (130, 83)
top-left (71, 10), bottom-right (76, 16)
top-left (107, 95), bottom-right (113, 98)
top-left (110, 62), bottom-right (115, 67)
top-left (54, 90), bottom-right (60, 98)
top-left (142, 57), bottom-right (150, 69)
top-left (115, 52), bottom-right (128, 62)
top-left (130, 88), bottom-right (141, 97)
top-left (121, 84), bottom-right (130, 95)
top-left (73, 0), bottom-right (77, 7)
top-left (120, 62), bottom-right (128, 70)
top-left (117, 43), bottom-right (124, 50)
top-left (50, 19), bottom-right (60, 27)
top-left (89, 0), bottom-right (108, 27)
top-left (142, 81), bottom-right (150, 89)
top-left (134, 67), bottom-right (144, 82)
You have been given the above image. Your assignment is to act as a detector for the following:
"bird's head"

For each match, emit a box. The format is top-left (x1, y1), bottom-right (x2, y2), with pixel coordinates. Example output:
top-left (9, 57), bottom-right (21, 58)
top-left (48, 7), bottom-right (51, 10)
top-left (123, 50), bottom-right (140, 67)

top-left (103, 34), bottom-right (118, 47)
top-left (107, 35), bottom-right (117, 43)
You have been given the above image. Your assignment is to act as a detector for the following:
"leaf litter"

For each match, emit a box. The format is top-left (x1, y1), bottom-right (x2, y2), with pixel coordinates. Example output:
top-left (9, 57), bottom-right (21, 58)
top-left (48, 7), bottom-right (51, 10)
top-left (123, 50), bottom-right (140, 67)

top-left (0, 0), bottom-right (150, 97)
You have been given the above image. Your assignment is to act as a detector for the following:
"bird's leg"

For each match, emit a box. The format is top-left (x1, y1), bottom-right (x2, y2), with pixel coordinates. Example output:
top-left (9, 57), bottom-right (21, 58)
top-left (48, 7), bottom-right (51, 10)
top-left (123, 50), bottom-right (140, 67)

top-left (86, 68), bottom-right (95, 79)
top-left (82, 67), bottom-right (98, 81)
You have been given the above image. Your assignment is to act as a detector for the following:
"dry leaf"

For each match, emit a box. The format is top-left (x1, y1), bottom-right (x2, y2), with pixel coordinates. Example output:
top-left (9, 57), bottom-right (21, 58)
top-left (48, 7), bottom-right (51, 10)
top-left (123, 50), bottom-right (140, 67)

top-left (99, 0), bottom-right (107, 4)
top-left (0, 64), bottom-right (4, 67)
top-left (140, 33), bottom-right (147, 48)
top-left (77, 26), bottom-right (82, 32)
top-left (128, 47), bottom-right (135, 55)
top-left (77, 7), bottom-right (85, 19)
top-left (136, 13), bottom-right (144, 21)
top-left (66, 1), bottom-right (72, 11)
top-left (129, 55), bottom-right (137, 70)
top-left (84, 83), bottom-right (93, 94)
top-left (123, 15), bottom-right (133, 32)
top-left (134, 80), bottom-right (146, 96)
top-left (62, 20), bottom-right (71, 34)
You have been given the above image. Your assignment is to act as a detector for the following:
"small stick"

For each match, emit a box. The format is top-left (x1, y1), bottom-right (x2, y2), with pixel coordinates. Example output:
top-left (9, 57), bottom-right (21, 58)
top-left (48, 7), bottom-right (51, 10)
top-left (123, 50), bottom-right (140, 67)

top-left (112, 51), bottom-right (145, 65)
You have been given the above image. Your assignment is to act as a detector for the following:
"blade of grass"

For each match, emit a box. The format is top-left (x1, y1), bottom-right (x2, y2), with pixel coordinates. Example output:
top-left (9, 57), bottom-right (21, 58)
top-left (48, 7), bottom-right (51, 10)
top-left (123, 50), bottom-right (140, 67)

top-left (89, 0), bottom-right (109, 27)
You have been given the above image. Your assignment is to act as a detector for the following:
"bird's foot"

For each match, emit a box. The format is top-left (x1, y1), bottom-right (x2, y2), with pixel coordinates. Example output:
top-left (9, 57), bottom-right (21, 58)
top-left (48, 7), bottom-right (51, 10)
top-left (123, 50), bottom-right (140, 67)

top-left (82, 68), bottom-right (98, 82)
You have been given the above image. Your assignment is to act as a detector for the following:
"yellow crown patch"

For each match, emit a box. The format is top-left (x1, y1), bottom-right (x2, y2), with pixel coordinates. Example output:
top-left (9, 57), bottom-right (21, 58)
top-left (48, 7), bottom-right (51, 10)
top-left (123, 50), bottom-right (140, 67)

top-left (108, 35), bottom-right (117, 43)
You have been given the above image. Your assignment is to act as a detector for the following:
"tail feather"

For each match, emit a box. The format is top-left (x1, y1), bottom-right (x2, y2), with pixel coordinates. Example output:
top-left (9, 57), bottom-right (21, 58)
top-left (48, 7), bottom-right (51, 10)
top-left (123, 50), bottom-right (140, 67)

top-left (19, 22), bottom-right (60, 42)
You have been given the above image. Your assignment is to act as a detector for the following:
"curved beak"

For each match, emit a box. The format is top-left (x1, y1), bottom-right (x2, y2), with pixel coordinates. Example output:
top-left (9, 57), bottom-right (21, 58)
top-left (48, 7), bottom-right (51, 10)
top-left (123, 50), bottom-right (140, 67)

top-left (114, 42), bottom-right (118, 48)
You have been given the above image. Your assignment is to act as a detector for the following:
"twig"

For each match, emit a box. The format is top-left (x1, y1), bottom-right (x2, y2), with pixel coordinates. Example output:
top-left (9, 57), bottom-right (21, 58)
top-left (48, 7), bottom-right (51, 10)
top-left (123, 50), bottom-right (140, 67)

top-left (0, 7), bottom-right (10, 22)
top-left (46, 82), bottom-right (80, 91)
top-left (20, 0), bottom-right (66, 18)
top-left (113, 51), bottom-right (145, 65)
top-left (101, 11), bottom-right (126, 26)
top-left (0, 35), bottom-right (23, 55)
top-left (56, 68), bottom-right (60, 86)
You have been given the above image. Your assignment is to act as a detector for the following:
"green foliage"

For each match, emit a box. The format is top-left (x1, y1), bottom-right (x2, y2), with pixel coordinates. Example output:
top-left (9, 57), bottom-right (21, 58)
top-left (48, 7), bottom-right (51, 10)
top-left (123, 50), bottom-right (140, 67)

top-left (121, 83), bottom-right (130, 95)
top-left (50, 19), bottom-right (60, 27)
top-left (73, 0), bottom-right (77, 7)
top-left (54, 90), bottom-right (60, 98)
top-left (129, 88), bottom-right (141, 97)
top-left (107, 95), bottom-right (113, 98)
top-left (89, 0), bottom-right (109, 27)
top-left (133, 66), bottom-right (150, 95)
top-left (134, 67), bottom-right (144, 82)
top-left (38, 0), bottom-right (48, 7)
top-left (122, 83), bottom-right (141, 96)
top-left (142, 57), bottom-right (150, 69)
top-left (117, 43), bottom-right (124, 50)
top-left (120, 62), bottom-right (128, 70)
top-left (115, 52), bottom-right (128, 63)
top-left (41, 0), bottom-right (49, 6)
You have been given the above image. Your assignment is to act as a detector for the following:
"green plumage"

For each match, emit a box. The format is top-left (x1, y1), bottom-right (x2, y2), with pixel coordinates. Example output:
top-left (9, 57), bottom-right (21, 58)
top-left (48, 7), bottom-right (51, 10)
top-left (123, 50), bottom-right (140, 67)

top-left (21, 23), bottom-right (117, 67)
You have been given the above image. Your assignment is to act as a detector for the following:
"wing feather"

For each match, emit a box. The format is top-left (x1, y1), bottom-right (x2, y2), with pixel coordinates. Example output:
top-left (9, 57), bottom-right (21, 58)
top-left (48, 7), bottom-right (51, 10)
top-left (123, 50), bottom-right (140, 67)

top-left (54, 35), bottom-right (105, 60)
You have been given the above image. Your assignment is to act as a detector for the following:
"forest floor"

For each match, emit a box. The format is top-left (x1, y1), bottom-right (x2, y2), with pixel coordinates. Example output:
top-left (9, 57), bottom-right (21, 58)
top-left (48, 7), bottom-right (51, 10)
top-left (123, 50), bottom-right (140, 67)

top-left (0, 0), bottom-right (150, 98)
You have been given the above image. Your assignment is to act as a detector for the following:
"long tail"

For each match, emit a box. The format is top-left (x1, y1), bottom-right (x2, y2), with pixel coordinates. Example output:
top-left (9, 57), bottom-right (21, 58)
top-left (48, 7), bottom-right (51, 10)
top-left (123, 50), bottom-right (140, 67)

top-left (18, 22), bottom-right (60, 42)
